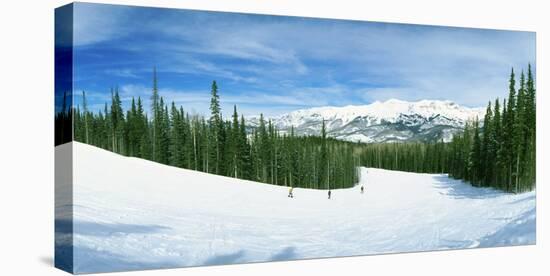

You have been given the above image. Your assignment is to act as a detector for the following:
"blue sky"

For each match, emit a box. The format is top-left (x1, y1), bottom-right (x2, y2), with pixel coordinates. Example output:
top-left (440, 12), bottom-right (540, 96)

top-left (72, 2), bottom-right (536, 117)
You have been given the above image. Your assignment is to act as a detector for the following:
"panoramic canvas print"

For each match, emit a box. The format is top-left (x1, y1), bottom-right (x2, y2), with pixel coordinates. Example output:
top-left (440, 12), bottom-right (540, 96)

top-left (55, 2), bottom-right (536, 274)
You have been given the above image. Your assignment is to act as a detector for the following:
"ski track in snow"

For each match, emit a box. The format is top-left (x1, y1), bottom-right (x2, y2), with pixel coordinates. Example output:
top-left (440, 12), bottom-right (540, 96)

top-left (55, 142), bottom-right (536, 274)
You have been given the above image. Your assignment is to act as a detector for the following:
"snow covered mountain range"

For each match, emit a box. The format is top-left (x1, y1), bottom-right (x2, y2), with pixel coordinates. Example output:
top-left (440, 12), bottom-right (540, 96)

top-left (247, 99), bottom-right (485, 143)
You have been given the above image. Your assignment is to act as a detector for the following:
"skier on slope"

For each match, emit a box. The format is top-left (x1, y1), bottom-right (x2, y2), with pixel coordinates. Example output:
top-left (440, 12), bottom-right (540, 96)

top-left (288, 187), bottom-right (294, 198)
top-left (328, 189), bottom-right (332, 199)
top-left (361, 170), bottom-right (367, 194)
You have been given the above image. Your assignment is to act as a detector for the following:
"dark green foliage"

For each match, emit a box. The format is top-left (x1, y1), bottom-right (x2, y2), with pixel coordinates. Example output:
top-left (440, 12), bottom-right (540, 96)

top-left (491, 99), bottom-right (502, 188)
top-left (523, 64), bottom-right (536, 187)
top-left (239, 115), bottom-right (252, 180)
top-left (358, 142), bottom-right (449, 174)
top-left (55, 91), bottom-right (73, 146)
top-left (208, 80), bottom-right (222, 175)
top-left (455, 66), bottom-right (536, 192)
top-left (503, 69), bottom-right (517, 189)
top-left (151, 67), bottom-right (160, 162)
top-left (483, 100), bottom-right (498, 187)
top-left (469, 118), bottom-right (482, 186)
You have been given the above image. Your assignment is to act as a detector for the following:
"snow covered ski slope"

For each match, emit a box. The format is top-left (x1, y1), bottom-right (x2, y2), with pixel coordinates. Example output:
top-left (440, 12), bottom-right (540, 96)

top-left (55, 142), bottom-right (535, 274)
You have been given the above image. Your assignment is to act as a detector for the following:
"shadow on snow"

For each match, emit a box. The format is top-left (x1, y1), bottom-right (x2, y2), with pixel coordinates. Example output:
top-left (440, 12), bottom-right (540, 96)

top-left (431, 175), bottom-right (507, 199)
top-left (56, 218), bottom-right (301, 272)
top-left (55, 219), bottom-right (174, 274)
top-left (202, 246), bottom-right (298, 266)
top-left (55, 244), bottom-right (180, 274)
top-left (55, 219), bottom-right (171, 237)
top-left (478, 207), bottom-right (536, 247)
top-left (202, 250), bottom-right (246, 266)
top-left (270, 246), bottom-right (298, 261)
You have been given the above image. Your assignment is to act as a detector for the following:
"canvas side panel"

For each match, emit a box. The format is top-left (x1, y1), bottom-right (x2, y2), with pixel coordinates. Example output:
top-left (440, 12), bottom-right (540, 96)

top-left (54, 3), bottom-right (74, 274)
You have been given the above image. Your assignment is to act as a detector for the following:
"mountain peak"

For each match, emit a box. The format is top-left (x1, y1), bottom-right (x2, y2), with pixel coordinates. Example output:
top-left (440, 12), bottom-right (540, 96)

top-left (382, 98), bottom-right (408, 104)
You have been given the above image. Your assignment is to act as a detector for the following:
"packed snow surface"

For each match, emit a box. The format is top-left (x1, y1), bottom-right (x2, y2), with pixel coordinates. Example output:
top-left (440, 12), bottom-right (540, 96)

top-left (56, 142), bottom-right (535, 274)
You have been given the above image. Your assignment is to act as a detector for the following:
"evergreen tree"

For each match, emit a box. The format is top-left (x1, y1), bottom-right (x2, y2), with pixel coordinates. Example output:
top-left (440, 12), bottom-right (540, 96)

top-left (492, 99), bottom-right (502, 187)
top-left (523, 64), bottom-right (536, 190)
top-left (513, 72), bottom-right (527, 192)
top-left (239, 115), bottom-right (252, 180)
top-left (161, 101), bottom-right (171, 164)
top-left (136, 97), bottom-right (147, 158)
top-left (208, 81), bottom-right (221, 174)
top-left (481, 101), bottom-right (493, 186)
top-left (169, 102), bottom-right (183, 167)
top-left (229, 105), bottom-right (240, 178)
top-left (258, 114), bottom-right (269, 182)
top-left (151, 67), bottom-right (160, 161)
top-left (469, 118), bottom-right (482, 185)
top-left (126, 97), bottom-right (138, 156)
top-left (110, 87), bottom-right (124, 154)
top-left (319, 119), bottom-right (328, 189)
top-left (82, 91), bottom-right (89, 144)
top-left (504, 69), bottom-right (517, 189)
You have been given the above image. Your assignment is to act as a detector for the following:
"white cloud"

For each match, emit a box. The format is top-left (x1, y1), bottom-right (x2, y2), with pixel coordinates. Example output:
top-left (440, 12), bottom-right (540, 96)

top-left (73, 3), bottom-right (135, 46)
top-left (104, 69), bottom-right (139, 78)
top-left (73, 4), bottom-right (535, 111)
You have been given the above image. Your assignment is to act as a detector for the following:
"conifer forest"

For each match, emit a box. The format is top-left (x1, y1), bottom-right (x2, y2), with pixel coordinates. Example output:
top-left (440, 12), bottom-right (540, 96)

top-left (67, 65), bottom-right (535, 193)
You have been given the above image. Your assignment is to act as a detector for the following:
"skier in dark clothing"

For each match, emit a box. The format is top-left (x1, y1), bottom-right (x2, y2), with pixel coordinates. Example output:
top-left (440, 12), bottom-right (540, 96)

top-left (361, 185), bottom-right (364, 194)
top-left (328, 189), bottom-right (331, 199)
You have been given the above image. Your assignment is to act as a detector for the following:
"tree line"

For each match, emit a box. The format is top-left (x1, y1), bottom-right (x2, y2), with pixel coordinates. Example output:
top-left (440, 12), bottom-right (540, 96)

top-left (71, 65), bottom-right (535, 193)
top-left (73, 69), bottom-right (359, 190)
top-left (358, 65), bottom-right (536, 193)
top-left (448, 65), bottom-right (536, 192)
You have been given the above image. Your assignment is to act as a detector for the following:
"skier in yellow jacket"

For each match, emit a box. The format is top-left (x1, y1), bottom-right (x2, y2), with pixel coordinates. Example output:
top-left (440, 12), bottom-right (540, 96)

top-left (288, 187), bottom-right (294, 198)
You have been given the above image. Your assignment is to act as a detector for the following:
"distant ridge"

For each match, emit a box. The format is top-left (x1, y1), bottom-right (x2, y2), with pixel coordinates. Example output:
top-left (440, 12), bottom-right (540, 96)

top-left (247, 99), bottom-right (485, 143)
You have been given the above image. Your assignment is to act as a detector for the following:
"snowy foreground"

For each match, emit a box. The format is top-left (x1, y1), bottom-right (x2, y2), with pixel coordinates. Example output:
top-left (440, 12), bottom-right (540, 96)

top-left (56, 142), bottom-right (535, 274)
